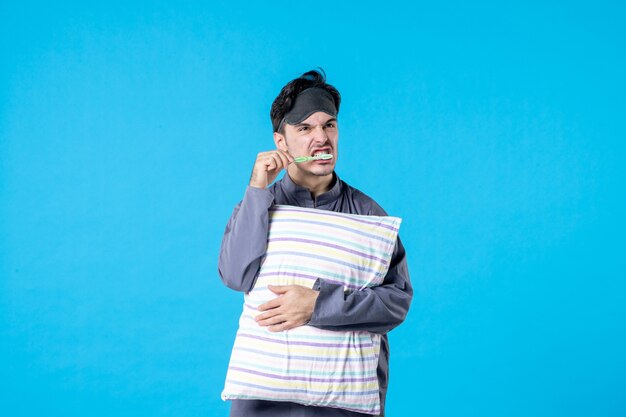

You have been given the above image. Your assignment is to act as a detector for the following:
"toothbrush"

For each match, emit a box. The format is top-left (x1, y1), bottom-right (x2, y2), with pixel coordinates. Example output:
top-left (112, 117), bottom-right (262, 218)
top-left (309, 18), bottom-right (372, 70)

top-left (293, 153), bottom-right (334, 163)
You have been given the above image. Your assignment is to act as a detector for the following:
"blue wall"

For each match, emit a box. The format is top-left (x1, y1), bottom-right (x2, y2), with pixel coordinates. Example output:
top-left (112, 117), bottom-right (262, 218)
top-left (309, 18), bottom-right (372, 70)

top-left (1, 1), bottom-right (625, 416)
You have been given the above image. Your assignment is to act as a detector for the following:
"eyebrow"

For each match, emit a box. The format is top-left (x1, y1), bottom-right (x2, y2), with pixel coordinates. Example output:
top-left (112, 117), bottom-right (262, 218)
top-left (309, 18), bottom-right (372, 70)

top-left (293, 118), bottom-right (338, 128)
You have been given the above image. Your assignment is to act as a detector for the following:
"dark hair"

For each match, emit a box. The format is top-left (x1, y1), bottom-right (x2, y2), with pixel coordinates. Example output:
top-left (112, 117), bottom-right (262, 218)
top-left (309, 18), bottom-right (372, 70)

top-left (270, 68), bottom-right (341, 133)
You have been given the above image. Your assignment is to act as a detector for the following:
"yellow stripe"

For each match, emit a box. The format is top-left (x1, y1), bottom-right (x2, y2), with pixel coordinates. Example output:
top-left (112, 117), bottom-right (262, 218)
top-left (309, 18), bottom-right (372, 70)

top-left (266, 241), bottom-right (388, 271)
top-left (230, 352), bottom-right (377, 375)
top-left (229, 360), bottom-right (377, 378)
top-left (232, 337), bottom-right (378, 357)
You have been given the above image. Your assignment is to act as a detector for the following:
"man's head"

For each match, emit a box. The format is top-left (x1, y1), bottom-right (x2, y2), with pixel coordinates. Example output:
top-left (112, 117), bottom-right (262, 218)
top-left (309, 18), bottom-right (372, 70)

top-left (271, 69), bottom-right (341, 181)
top-left (270, 68), bottom-right (341, 134)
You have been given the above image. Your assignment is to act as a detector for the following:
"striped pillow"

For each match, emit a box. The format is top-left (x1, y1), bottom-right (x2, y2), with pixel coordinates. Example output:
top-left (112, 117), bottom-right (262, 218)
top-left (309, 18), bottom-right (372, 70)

top-left (221, 205), bottom-right (402, 415)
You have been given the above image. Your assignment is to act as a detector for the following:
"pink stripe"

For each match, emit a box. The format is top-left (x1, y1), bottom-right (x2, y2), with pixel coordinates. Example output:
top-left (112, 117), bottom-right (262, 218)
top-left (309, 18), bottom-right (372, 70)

top-left (229, 366), bottom-right (377, 383)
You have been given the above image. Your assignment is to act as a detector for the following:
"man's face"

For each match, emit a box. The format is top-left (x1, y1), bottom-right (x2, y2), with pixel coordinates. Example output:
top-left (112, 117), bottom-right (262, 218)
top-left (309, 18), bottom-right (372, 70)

top-left (275, 111), bottom-right (338, 178)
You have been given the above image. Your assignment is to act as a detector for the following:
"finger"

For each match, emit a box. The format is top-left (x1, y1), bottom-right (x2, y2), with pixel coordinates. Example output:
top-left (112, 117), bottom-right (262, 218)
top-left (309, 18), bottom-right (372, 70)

top-left (257, 298), bottom-right (281, 311)
top-left (258, 150), bottom-right (291, 169)
top-left (268, 285), bottom-right (290, 294)
top-left (275, 152), bottom-right (290, 169)
top-left (257, 314), bottom-right (285, 327)
top-left (264, 156), bottom-right (278, 171)
top-left (267, 154), bottom-right (284, 172)
top-left (274, 149), bottom-right (292, 159)
top-left (275, 150), bottom-right (292, 167)
top-left (255, 309), bottom-right (276, 321)
top-left (256, 151), bottom-right (274, 165)
top-left (274, 153), bottom-right (289, 170)
top-left (256, 306), bottom-right (280, 321)
top-left (267, 321), bottom-right (298, 332)
top-left (267, 321), bottom-right (290, 332)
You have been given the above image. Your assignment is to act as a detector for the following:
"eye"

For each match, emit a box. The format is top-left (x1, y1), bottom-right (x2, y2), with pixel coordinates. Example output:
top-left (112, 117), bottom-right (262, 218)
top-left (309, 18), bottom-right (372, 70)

top-left (298, 126), bottom-right (309, 132)
top-left (325, 122), bottom-right (337, 128)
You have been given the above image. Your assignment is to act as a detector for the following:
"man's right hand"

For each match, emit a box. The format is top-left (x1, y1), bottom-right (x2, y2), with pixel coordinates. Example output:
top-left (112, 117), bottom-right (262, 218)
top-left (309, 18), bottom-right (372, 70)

top-left (249, 150), bottom-right (294, 189)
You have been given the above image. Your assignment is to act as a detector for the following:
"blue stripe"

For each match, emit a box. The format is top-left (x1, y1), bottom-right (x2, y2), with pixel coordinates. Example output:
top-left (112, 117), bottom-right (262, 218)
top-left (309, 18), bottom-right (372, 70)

top-left (229, 360), bottom-right (377, 378)
top-left (232, 346), bottom-right (377, 362)
top-left (238, 317), bottom-right (374, 343)
top-left (264, 251), bottom-right (386, 277)
top-left (268, 230), bottom-right (392, 258)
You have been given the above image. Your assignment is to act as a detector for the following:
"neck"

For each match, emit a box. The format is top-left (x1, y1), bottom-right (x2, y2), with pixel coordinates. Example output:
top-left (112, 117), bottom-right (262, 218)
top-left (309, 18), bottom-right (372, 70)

top-left (286, 168), bottom-right (334, 198)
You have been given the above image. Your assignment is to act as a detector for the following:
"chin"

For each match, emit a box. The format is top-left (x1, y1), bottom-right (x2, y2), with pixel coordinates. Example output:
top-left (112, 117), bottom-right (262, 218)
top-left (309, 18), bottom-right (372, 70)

top-left (312, 169), bottom-right (334, 177)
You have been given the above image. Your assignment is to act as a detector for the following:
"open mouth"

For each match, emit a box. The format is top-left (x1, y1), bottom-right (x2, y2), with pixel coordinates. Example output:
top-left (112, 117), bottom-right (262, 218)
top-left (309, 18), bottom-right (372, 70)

top-left (311, 148), bottom-right (332, 157)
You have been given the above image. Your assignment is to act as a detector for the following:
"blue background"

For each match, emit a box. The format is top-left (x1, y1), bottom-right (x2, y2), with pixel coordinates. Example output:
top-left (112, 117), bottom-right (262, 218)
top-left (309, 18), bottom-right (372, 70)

top-left (1, 1), bottom-right (625, 416)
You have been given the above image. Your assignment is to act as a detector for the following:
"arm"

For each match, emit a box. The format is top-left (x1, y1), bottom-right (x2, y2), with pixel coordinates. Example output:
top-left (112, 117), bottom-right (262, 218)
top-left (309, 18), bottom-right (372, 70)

top-left (307, 235), bottom-right (413, 335)
top-left (218, 149), bottom-right (293, 292)
top-left (217, 186), bottom-right (274, 292)
top-left (256, 198), bottom-right (413, 334)
top-left (255, 237), bottom-right (411, 334)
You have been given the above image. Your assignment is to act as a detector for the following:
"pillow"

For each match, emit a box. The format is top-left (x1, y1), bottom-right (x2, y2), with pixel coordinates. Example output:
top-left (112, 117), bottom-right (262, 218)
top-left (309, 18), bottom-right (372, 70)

top-left (221, 205), bottom-right (402, 415)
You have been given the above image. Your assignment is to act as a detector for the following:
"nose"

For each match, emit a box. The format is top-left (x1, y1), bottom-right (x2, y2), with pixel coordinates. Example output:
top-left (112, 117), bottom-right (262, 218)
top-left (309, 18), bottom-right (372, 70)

top-left (311, 124), bottom-right (329, 144)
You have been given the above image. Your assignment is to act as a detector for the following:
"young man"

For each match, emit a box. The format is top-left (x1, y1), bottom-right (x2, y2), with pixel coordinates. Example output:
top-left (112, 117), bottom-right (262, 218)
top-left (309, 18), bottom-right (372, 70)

top-left (218, 69), bottom-right (413, 417)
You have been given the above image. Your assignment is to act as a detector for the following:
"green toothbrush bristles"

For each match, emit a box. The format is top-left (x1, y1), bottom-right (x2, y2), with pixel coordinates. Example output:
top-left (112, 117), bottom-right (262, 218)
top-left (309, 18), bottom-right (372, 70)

top-left (294, 153), bottom-right (334, 163)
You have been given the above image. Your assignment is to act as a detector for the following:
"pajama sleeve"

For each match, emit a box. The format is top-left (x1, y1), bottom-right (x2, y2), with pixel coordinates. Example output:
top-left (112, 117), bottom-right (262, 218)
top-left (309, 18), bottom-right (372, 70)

top-left (307, 202), bottom-right (413, 335)
top-left (307, 236), bottom-right (413, 335)
top-left (217, 186), bottom-right (274, 292)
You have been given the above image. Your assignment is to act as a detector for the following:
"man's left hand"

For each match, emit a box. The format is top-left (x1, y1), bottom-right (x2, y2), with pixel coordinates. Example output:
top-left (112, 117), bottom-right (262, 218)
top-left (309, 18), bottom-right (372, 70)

top-left (255, 285), bottom-right (320, 332)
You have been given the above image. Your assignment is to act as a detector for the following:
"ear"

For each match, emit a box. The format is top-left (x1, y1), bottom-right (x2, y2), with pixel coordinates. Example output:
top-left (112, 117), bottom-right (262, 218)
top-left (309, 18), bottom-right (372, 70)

top-left (273, 131), bottom-right (288, 152)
